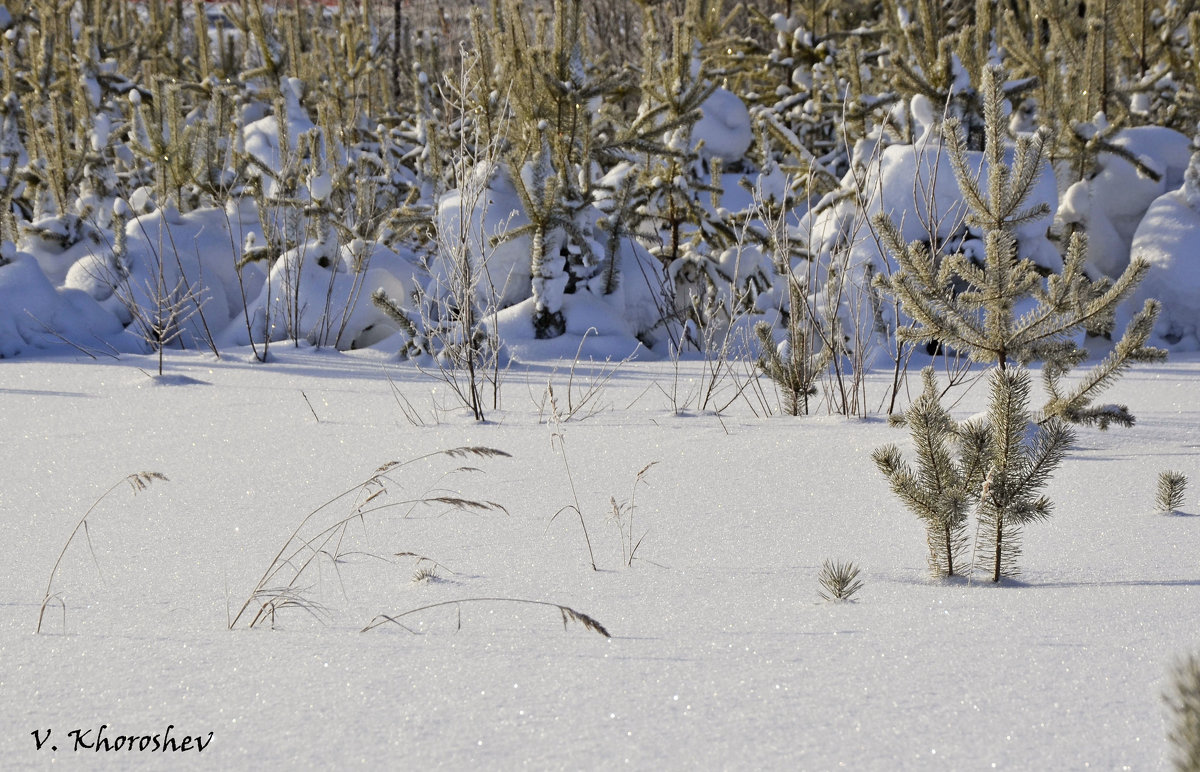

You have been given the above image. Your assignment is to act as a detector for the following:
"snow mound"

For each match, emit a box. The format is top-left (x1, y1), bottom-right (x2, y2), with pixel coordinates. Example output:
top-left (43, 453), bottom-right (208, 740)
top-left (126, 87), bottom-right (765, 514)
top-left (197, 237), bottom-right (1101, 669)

top-left (493, 294), bottom-right (650, 362)
top-left (0, 252), bottom-right (124, 357)
top-left (224, 236), bottom-right (421, 350)
top-left (66, 205), bottom-right (265, 348)
top-left (137, 373), bottom-right (211, 387)
top-left (431, 162), bottom-right (669, 358)
top-left (1126, 189), bottom-right (1200, 349)
top-left (805, 135), bottom-right (1059, 274)
top-left (242, 78), bottom-right (317, 197)
top-left (1055, 125), bottom-right (1191, 278)
top-left (433, 163), bottom-right (532, 311)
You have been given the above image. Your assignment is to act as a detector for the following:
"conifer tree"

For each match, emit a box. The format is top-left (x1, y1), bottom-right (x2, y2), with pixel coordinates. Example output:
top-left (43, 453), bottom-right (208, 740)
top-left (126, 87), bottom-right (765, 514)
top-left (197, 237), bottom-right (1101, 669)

top-left (0, 92), bottom-right (21, 238)
top-left (992, 0), bottom-right (1199, 182)
top-left (873, 65), bottom-right (1164, 582)
top-left (875, 0), bottom-right (1023, 150)
top-left (631, 11), bottom-right (726, 270)
top-left (876, 368), bottom-right (1075, 583)
top-left (466, 0), bottom-right (637, 338)
top-left (755, 278), bottom-right (831, 416)
top-left (629, 0), bottom-right (817, 350)
top-left (1166, 652), bottom-right (1200, 772)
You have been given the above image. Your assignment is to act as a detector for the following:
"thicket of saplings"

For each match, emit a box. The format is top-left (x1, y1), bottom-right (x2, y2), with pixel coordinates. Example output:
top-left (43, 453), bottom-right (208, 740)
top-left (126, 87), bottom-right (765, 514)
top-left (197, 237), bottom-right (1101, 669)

top-left (3, 0), bottom-right (1198, 368)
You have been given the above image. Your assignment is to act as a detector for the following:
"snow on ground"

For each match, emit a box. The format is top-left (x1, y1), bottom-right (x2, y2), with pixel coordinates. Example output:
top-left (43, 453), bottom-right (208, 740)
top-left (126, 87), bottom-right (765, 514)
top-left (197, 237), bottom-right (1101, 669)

top-left (1, 348), bottom-right (1198, 769)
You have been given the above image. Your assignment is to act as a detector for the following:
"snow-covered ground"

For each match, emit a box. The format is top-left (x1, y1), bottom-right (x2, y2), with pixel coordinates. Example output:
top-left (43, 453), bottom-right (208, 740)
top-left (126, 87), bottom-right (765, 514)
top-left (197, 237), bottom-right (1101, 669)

top-left (2, 348), bottom-right (1197, 768)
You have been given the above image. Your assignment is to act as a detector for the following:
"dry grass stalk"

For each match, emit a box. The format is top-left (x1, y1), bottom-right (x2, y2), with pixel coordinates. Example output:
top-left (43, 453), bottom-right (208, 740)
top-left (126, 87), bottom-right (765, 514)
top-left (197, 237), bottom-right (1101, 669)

top-left (229, 447), bottom-right (510, 629)
top-left (37, 472), bottom-right (168, 633)
top-left (537, 328), bottom-right (636, 423)
top-left (396, 552), bottom-right (457, 577)
top-left (611, 461), bottom-right (658, 567)
top-left (361, 597), bottom-right (611, 638)
top-left (548, 428), bottom-right (598, 571)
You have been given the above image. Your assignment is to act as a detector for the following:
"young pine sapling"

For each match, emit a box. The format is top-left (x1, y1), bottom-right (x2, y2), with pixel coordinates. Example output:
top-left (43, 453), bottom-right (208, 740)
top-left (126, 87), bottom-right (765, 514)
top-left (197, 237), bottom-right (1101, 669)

top-left (966, 367), bottom-right (1075, 582)
top-left (817, 559), bottom-right (864, 602)
top-left (873, 66), bottom-right (1161, 582)
top-left (755, 278), bottom-right (832, 416)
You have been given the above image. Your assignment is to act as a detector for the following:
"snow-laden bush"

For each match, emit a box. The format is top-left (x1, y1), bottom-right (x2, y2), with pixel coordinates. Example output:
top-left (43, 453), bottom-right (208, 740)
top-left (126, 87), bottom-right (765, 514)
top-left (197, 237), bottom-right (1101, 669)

top-left (66, 204), bottom-right (255, 349)
top-left (227, 233), bottom-right (420, 351)
top-left (429, 159), bottom-right (669, 360)
top-left (57, 196), bottom-right (421, 356)
top-left (692, 86), bottom-right (754, 166)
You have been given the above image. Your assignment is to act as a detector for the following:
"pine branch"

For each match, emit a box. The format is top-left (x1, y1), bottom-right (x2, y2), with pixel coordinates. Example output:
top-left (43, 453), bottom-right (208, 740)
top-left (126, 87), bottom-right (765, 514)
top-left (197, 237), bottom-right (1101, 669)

top-left (1010, 418), bottom-right (1075, 524)
top-left (1040, 299), bottom-right (1166, 428)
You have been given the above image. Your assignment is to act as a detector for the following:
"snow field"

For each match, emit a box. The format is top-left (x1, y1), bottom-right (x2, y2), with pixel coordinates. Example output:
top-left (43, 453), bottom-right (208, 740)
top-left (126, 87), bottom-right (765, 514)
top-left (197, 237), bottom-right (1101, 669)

top-left (1, 350), bottom-right (1197, 768)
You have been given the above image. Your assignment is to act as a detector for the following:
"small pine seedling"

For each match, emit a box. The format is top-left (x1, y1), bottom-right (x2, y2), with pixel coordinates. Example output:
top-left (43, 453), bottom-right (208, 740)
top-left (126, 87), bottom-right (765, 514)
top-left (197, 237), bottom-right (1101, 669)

top-left (1165, 653), bottom-right (1200, 772)
top-left (818, 559), bottom-right (864, 602)
top-left (411, 565), bottom-right (440, 583)
top-left (1157, 471), bottom-right (1189, 515)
